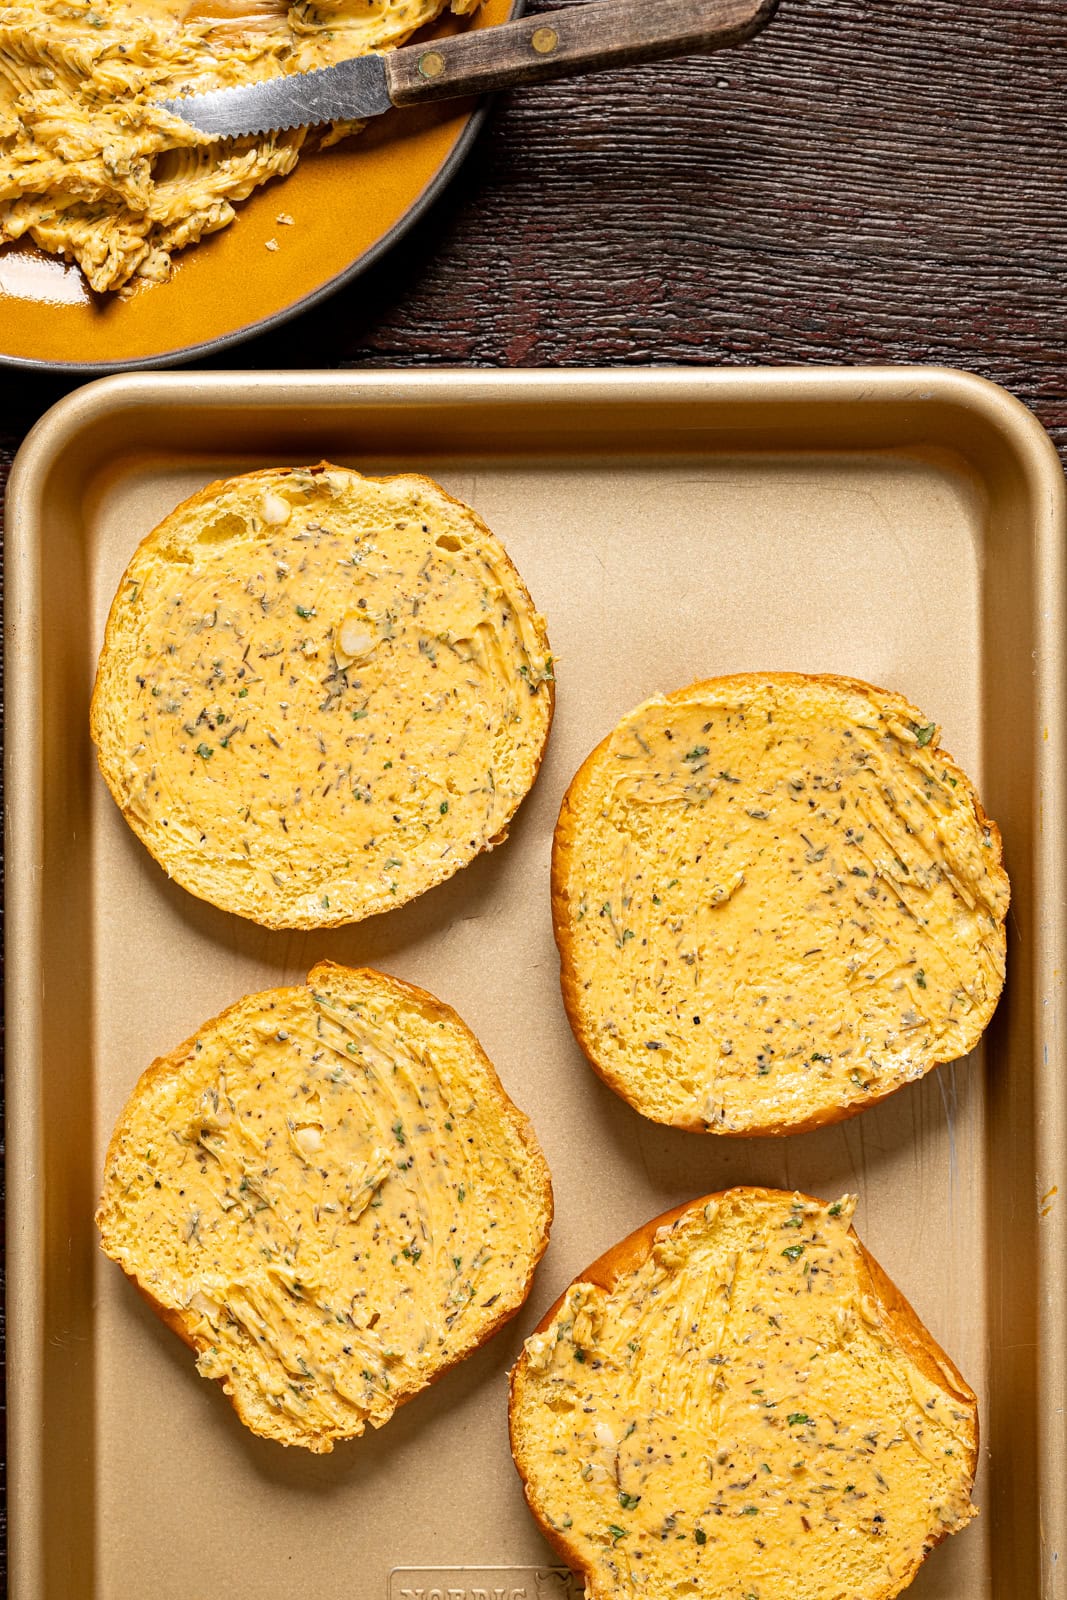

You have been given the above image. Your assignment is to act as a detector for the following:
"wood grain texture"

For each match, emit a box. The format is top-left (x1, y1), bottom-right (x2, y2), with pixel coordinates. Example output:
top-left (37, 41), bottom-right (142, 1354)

top-left (2, 0), bottom-right (1067, 445)
top-left (1, 0), bottom-right (1066, 1578)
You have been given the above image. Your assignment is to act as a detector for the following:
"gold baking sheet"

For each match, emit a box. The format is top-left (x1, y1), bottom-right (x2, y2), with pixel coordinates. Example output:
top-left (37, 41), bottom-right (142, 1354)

top-left (6, 367), bottom-right (1065, 1599)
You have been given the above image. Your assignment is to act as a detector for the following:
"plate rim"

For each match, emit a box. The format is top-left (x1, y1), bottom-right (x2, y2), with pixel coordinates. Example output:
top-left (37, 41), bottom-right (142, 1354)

top-left (0, 0), bottom-right (523, 377)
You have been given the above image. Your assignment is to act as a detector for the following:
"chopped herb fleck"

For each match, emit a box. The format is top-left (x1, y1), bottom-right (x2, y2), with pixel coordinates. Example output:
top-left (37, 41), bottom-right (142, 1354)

top-left (781, 1244), bottom-right (805, 1262)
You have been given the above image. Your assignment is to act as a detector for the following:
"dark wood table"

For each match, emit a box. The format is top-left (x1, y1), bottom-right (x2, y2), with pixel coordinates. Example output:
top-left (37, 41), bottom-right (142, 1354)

top-left (2, 0), bottom-right (1066, 454)
top-left (1, 0), bottom-right (1065, 1576)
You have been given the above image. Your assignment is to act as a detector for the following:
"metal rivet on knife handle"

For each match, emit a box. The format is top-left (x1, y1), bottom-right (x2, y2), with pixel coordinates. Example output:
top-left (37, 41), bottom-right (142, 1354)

top-left (531, 27), bottom-right (559, 54)
top-left (418, 50), bottom-right (445, 78)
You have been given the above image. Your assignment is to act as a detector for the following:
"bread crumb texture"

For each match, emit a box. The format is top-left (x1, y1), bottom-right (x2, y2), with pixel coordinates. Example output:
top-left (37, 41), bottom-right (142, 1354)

top-left (96, 962), bottom-right (553, 1452)
top-left (91, 464), bottom-right (553, 928)
top-left (553, 673), bottom-right (1008, 1134)
top-left (510, 1188), bottom-right (977, 1600)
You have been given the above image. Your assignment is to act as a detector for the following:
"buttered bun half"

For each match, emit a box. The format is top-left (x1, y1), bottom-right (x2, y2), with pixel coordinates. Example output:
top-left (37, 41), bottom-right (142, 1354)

top-left (509, 1187), bottom-right (978, 1600)
top-left (97, 962), bottom-right (553, 1452)
top-left (552, 673), bottom-right (1008, 1134)
top-left (91, 464), bottom-right (554, 929)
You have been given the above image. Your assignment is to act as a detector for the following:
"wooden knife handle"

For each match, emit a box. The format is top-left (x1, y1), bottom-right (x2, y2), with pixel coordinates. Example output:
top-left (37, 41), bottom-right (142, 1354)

top-left (385, 0), bottom-right (778, 106)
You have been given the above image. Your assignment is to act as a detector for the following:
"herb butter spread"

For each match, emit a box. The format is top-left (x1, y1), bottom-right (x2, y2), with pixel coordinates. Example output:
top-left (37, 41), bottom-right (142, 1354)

top-left (553, 673), bottom-right (1008, 1134)
top-left (97, 962), bottom-right (552, 1452)
top-left (0, 0), bottom-right (478, 294)
top-left (509, 1189), bottom-right (977, 1600)
top-left (91, 464), bottom-right (553, 929)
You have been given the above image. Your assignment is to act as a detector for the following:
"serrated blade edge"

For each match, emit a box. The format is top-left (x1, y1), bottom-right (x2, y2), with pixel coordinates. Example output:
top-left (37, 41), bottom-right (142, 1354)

top-left (158, 54), bottom-right (391, 139)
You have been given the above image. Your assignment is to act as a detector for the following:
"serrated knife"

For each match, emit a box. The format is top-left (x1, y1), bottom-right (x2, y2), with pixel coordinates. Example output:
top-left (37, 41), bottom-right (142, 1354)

top-left (159, 0), bottom-right (778, 140)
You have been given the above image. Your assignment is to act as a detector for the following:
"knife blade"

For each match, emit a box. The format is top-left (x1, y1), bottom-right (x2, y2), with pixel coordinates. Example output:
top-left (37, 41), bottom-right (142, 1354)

top-left (159, 54), bottom-right (391, 137)
top-left (159, 0), bottom-right (778, 142)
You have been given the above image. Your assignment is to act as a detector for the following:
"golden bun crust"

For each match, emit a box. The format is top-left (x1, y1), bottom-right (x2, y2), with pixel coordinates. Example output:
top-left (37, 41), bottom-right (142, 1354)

top-left (509, 1187), bottom-right (978, 1600)
top-left (553, 671), bottom-right (1008, 1136)
top-left (91, 463), bottom-right (554, 930)
top-left (98, 961), bottom-right (553, 1452)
